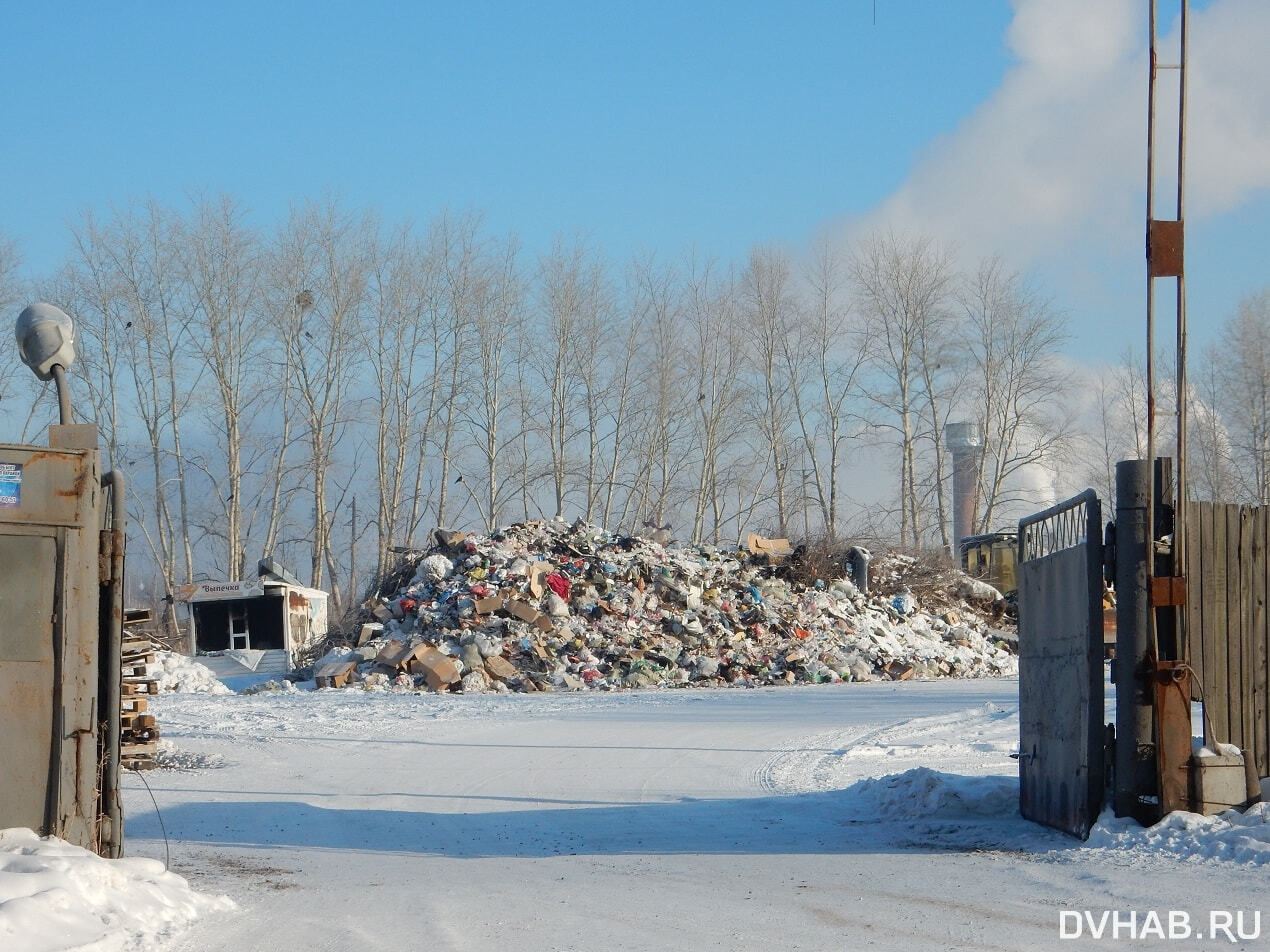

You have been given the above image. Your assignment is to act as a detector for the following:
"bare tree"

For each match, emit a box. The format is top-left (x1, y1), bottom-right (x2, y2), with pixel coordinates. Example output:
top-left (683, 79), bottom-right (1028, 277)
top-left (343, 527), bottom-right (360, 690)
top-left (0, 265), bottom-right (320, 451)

top-left (275, 199), bottom-right (373, 613)
top-left (960, 257), bottom-right (1074, 531)
top-left (682, 258), bottom-right (745, 543)
top-left (428, 213), bottom-right (483, 528)
top-left (182, 194), bottom-right (266, 578)
top-left (0, 234), bottom-right (37, 423)
top-left (785, 240), bottom-right (866, 540)
top-left (742, 247), bottom-right (799, 535)
top-left (624, 254), bottom-right (692, 531)
top-left (1187, 345), bottom-right (1236, 502)
top-left (599, 263), bottom-right (647, 530)
top-left (458, 236), bottom-right (525, 530)
top-left (531, 237), bottom-right (611, 520)
top-left (96, 203), bottom-right (200, 592)
top-left (363, 224), bottom-right (442, 575)
top-left (1214, 290), bottom-right (1270, 503)
top-left (851, 232), bottom-right (956, 548)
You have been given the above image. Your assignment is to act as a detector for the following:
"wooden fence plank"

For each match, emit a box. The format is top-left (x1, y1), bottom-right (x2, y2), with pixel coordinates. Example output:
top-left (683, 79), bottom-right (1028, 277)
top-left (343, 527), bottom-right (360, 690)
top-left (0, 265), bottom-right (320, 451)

top-left (1184, 502), bottom-right (1204, 696)
top-left (1237, 506), bottom-right (1255, 766)
top-left (1228, 505), bottom-right (1245, 756)
top-left (1256, 507), bottom-right (1269, 777)
top-left (1207, 504), bottom-right (1230, 745)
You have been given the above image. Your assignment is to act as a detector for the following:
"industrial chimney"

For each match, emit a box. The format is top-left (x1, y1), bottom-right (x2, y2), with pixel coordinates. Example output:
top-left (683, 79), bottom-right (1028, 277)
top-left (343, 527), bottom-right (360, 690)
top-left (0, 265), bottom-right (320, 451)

top-left (944, 422), bottom-right (983, 557)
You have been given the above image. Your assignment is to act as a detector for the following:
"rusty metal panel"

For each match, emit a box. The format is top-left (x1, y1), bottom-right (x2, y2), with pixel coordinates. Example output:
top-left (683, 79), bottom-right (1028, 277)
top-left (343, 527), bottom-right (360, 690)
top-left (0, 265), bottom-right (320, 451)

top-left (1153, 661), bottom-right (1192, 815)
top-left (0, 443), bottom-right (104, 850)
top-left (1018, 490), bottom-right (1105, 839)
top-left (1148, 219), bottom-right (1184, 277)
top-left (0, 532), bottom-right (57, 832)
top-left (0, 443), bottom-right (96, 527)
top-left (1150, 576), bottom-right (1188, 606)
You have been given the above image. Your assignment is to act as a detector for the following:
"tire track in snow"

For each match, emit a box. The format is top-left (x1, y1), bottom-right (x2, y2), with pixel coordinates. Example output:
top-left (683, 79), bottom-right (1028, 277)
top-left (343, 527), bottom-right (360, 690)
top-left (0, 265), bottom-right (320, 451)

top-left (752, 722), bottom-right (892, 795)
top-left (754, 702), bottom-right (1018, 796)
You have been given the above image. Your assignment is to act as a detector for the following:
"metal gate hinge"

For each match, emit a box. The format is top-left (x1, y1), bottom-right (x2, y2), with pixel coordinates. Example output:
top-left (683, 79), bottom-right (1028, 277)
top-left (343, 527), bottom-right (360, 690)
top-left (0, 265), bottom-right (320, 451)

top-left (98, 530), bottom-right (114, 584)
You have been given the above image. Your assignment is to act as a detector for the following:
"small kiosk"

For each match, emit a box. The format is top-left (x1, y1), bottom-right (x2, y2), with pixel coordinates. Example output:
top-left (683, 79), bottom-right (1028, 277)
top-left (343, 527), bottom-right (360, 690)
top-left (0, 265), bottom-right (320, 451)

top-left (177, 560), bottom-right (328, 678)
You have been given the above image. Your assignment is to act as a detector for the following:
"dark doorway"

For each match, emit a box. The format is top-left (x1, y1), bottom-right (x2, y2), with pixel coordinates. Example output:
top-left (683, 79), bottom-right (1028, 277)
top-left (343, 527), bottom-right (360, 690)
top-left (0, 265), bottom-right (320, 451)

top-left (193, 595), bottom-right (286, 651)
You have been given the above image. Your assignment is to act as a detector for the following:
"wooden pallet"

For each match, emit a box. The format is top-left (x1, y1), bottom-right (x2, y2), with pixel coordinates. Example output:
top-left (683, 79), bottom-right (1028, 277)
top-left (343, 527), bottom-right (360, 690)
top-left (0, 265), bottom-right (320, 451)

top-left (119, 634), bottom-right (160, 769)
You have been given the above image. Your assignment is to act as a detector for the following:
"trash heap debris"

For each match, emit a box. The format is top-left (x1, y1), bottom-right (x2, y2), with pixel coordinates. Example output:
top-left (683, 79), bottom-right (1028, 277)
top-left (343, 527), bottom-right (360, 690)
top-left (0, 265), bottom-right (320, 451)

top-left (316, 521), bottom-right (1016, 694)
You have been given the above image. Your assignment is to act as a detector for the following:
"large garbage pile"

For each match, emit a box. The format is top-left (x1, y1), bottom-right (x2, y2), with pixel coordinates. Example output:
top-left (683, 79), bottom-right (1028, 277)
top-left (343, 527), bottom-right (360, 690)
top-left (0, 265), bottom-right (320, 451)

top-left (315, 521), bottom-right (1016, 693)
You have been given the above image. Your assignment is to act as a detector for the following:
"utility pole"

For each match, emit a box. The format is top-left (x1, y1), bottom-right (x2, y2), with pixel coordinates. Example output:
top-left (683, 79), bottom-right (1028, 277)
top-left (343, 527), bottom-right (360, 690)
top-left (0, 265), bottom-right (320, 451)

top-left (1116, 0), bottom-right (1191, 822)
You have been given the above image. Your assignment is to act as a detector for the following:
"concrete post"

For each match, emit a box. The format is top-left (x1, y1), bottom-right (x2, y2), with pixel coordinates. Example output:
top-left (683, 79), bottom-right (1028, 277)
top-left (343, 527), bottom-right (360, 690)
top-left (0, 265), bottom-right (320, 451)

top-left (1114, 459), bottom-right (1156, 821)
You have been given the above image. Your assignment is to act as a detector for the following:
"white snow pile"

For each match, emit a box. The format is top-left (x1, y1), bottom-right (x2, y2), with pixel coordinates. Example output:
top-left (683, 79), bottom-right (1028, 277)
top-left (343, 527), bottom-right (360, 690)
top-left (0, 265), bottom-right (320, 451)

top-left (842, 766), bottom-right (1018, 819)
top-left (0, 828), bottom-right (233, 952)
top-left (1087, 802), bottom-right (1270, 866)
top-left (148, 651), bottom-right (233, 695)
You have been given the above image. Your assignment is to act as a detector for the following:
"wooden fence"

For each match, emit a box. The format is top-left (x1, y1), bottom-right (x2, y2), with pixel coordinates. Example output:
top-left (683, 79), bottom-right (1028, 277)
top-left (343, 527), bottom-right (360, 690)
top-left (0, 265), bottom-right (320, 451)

top-left (1183, 502), bottom-right (1270, 778)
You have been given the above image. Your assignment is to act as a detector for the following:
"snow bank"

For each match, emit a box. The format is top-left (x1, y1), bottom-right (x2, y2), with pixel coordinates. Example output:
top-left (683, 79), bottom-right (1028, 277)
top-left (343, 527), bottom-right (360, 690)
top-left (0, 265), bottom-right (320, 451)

top-left (1087, 802), bottom-right (1270, 866)
top-left (0, 828), bottom-right (233, 952)
top-left (843, 766), bottom-right (1018, 819)
top-left (148, 652), bottom-right (233, 695)
top-left (761, 696), bottom-right (1269, 867)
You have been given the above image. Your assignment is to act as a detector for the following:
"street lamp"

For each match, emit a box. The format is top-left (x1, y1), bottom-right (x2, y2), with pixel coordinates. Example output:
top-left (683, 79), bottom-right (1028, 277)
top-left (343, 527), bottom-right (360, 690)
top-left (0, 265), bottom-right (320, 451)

top-left (15, 302), bottom-right (77, 424)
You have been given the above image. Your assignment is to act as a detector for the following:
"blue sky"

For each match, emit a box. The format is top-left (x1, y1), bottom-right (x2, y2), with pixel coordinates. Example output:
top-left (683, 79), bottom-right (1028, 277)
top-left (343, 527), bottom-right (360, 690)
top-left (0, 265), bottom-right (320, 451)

top-left (3, 0), bottom-right (1266, 363)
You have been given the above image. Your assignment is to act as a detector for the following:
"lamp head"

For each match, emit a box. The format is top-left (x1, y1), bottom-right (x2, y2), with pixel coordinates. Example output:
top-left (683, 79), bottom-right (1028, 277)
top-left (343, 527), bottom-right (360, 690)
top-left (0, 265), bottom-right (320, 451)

top-left (15, 302), bottom-right (76, 380)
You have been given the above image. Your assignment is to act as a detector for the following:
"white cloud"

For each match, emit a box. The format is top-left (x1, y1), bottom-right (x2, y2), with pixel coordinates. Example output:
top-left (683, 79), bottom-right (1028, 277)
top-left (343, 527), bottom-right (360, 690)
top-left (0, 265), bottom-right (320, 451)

top-left (1186, 0), bottom-right (1270, 213)
top-left (827, 0), bottom-right (1270, 268)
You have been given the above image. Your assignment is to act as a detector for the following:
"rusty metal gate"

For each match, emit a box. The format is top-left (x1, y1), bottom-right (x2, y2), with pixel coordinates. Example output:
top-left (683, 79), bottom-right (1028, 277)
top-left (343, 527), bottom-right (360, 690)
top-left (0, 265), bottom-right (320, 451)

top-left (1017, 490), bottom-right (1106, 839)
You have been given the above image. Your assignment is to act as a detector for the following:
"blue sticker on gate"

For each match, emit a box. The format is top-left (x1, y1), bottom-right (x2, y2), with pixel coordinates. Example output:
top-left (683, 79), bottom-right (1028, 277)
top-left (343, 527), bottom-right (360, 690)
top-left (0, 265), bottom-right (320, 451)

top-left (0, 463), bottom-right (22, 508)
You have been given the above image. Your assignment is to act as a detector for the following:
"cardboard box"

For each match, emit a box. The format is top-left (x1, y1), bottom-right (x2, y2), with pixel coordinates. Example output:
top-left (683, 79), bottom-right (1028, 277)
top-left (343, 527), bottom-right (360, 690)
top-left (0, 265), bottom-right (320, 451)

top-left (375, 640), bottom-right (417, 671)
top-left (411, 649), bottom-right (460, 690)
top-left (746, 533), bottom-right (794, 558)
top-left (315, 660), bottom-right (358, 688)
top-left (884, 660), bottom-right (915, 681)
top-left (473, 596), bottom-right (505, 615)
top-left (528, 562), bottom-right (552, 599)
top-left (484, 655), bottom-right (518, 682)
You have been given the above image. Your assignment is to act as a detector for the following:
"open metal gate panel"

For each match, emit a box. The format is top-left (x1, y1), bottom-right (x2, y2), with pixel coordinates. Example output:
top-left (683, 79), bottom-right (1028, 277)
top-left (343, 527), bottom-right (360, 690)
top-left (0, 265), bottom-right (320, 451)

top-left (1017, 490), bottom-right (1105, 839)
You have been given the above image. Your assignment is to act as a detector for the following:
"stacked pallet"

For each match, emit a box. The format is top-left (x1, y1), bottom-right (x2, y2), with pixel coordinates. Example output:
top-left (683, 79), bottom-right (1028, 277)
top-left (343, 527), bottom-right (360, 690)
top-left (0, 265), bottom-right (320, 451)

top-left (120, 635), bottom-right (160, 769)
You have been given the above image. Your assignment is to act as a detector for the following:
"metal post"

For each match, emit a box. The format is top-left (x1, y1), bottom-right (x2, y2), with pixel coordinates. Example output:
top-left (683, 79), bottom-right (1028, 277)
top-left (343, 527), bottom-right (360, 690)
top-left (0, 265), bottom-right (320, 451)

top-left (1115, 459), bottom-right (1157, 821)
top-left (1174, 0), bottom-right (1190, 660)
top-left (100, 471), bottom-right (126, 858)
top-left (1145, 0), bottom-right (1159, 661)
top-left (49, 364), bottom-right (73, 425)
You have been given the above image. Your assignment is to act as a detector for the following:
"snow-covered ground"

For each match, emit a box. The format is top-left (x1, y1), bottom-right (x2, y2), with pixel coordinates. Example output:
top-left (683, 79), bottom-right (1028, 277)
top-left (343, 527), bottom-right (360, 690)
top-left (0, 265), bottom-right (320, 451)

top-left (3, 660), bottom-right (1268, 951)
